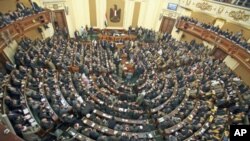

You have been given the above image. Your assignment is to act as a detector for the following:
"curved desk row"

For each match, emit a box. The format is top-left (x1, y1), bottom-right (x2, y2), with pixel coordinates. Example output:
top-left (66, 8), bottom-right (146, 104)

top-left (82, 117), bottom-right (156, 139)
top-left (176, 20), bottom-right (250, 70)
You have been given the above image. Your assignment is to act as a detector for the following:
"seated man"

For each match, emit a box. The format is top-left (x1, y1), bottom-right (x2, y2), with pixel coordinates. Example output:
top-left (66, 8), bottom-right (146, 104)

top-left (89, 129), bottom-right (100, 140)
top-left (5, 96), bottom-right (22, 110)
top-left (41, 118), bottom-right (54, 129)
top-left (29, 0), bottom-right (43, 13)
top-left (5, 61), bottom-right (16, 73)
top-left (107, 117), bottom-right (116, 129)
top-left (16, 0), bottom-right (26, 12)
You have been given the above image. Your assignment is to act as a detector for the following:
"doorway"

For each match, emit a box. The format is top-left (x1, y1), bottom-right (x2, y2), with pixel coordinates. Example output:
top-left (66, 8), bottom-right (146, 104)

top-left (52, 10), bottom-right (68, 36)
top-left (159, 17), bottom-right (176, 33)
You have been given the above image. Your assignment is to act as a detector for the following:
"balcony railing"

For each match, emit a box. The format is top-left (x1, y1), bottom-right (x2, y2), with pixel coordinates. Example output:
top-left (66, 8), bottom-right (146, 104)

top-left (176, 19), bottom-right (250, 70)
top-left (0, 10), bottom-right (51, 52)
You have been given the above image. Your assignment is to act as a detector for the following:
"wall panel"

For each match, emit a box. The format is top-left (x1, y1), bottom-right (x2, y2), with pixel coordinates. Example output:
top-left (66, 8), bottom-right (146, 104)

top-left (106, 0), bottom-right (125, 27)
top-left (191, 12), bottom-right (216, 24)
top-left (89, 0), bottom-right (97, 27)
top-left (131, 2), bottom-right (141, 28)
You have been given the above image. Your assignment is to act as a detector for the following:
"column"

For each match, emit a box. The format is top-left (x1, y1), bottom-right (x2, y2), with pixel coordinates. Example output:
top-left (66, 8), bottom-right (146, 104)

top-left (123, 1), bottom-right (135, 29)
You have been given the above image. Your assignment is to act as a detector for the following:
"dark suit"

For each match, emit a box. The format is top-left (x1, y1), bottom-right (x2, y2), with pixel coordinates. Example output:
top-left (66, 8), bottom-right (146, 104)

top-left (89, 131), bottom-right (100, 140)
top-left (16, 2), bottom-right (26, 11)
top-left (5, 99), bottom-right (21, 110)
top-left (41, 119), bottom-right (54, 129)
top-left (5, 62), bottom-right (15, 73)
top-left (107, 119), bottom-right (116, 129)
top-left (30, 1), bottom-right (42, 12)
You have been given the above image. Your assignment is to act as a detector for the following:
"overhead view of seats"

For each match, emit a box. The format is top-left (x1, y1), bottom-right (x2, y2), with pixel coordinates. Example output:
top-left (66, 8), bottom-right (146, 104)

top-left (0, 0), bottom-right (249, 141)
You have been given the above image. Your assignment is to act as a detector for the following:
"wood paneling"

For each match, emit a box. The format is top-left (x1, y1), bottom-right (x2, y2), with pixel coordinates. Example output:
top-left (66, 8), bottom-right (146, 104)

top-left (159, 17), bottom-right (176, 33)
top-left (132, 2), bottom-right (140, 28)
top-left (213, 48), bottom-right (227, 61)
top-left (0, 123), bottom-right (23, 141)
top-left (23, 28), bottom-right (42, 40)
top-left (53, 10), bottom-right (68, 31)
top-left (191, 12), bottom-right (216, 24)
top-left (89, 0), bottom-right (97, 27)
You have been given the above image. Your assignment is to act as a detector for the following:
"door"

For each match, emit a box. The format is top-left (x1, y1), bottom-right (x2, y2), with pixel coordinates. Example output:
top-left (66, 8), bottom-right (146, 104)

top-left (52, 10), bottom-right (68, 35)
top-left (159, 17), bottom-right (176, 33)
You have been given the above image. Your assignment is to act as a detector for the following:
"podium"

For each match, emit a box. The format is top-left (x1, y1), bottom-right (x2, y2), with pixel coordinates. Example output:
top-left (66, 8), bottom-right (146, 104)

top-left (68, 65), bottom-right (79, 73)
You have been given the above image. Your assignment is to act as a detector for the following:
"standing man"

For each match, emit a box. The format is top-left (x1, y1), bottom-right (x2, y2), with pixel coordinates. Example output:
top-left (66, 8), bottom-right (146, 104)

top-left (16, 0), bottom-right (26, 12)
top-left (29, 0), bottom-right (43, 13)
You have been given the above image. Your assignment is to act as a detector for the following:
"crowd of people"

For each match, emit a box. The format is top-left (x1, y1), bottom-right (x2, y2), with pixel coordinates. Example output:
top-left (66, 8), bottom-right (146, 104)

top-left (215, 0), bottom-right (250, 7)
top-left (0, 22), bottom-right (249, 140)
top-left (180, 16), bottom-right (250, 52)
top-left (0, 0), bottom-right (43, 29)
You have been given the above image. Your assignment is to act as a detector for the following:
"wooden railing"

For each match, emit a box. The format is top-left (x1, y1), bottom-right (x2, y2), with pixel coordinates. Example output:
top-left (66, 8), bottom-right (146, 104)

top-left (0, 123), bottom-right (24, 141)
top-left (176, 20), bottom-right (250, 70)
top-left (0, 10), bottom-right (51, 52)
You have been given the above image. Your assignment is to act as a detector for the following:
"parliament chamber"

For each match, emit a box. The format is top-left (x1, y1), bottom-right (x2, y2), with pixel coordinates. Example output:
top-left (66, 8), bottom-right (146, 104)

top-left (0, 0), bottom-right (250, 141)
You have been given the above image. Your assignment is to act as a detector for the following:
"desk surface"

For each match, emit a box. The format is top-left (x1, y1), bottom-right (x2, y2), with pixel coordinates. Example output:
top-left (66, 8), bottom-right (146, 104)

top-left (82, 118), bottom-right (156, 138)
top-left (164, 101), bottom-right (200, 134)
top-left (67, 127), bottom-right (94, 141)
top-left (0, 123), bottom-right (23, 141)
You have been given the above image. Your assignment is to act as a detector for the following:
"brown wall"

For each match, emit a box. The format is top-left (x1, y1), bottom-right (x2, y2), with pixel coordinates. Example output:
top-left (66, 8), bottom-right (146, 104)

top-left (0, 0), bottom-right (31, 13)
top-left (221, 22), bottom-right (250, 40)
top-left (191, 12), bottom-right (216, 24)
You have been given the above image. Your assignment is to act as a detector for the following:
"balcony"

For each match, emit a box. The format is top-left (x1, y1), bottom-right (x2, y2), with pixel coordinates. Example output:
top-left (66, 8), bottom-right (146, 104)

top-left (176, 19), bottom-right (250, 70)
top-left (0, 10), bottom-right (51, 52)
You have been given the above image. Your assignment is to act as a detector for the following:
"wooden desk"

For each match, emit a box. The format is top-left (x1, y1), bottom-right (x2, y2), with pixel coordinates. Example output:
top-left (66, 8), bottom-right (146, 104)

top-left (164, 101), bottom-right (200, 134)
top-left (66, 127), bottom-right (94, 141)
top-left (68, 65), bottom-right (80, 73)
top-left (151, 80), bottom-right (178, 113)
top-left (184, 106), bottom-right (217, 141)
top-left (0, 89), bottom-right (5, 114)
top-left (92, 82), bottom-right (139, 107)
top-left (121, 53), bottom-right (135, 74)
top-left (82, 118), bottom-right (155, 138)
top-left (0, 123), bottom-right (23, 141)
top-left (176, 19), bottom-right (250, 70)
top-left (157, 92), bottom-right (189, 123)
top-left (98, 34), bottom-right (136, 41)
top-left (93, 109), bottom-right (148, 124)
top-left (116, 43), bottom-right (125, 50)
top-left (88, 92), bottom-right (144, 114)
